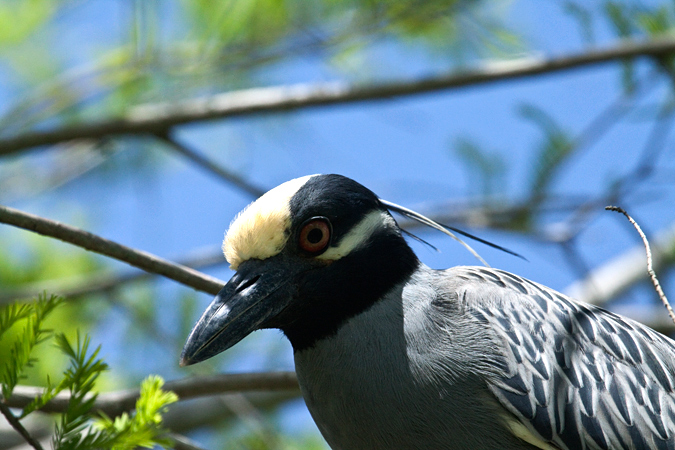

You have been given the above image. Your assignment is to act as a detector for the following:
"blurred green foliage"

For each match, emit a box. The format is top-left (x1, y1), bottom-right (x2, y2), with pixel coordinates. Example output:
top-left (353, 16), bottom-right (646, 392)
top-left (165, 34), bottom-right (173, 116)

top-left (0, 237), bottom-right (106, 387)
top-left (0, 0), bottom-right (522, 132)
top-left (94, 376), bottom-right (178, 450)
top-left (0, 295), bottom-right (177, 450)
top-left (2, 1), bottom-right (675, 449)
top-left (0, 0), bottom-right (57, 47)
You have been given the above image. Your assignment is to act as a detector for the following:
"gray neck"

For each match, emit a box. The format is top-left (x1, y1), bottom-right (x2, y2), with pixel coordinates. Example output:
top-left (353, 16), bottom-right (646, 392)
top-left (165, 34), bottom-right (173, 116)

top-left (293, 265), bottom-right (533, 450)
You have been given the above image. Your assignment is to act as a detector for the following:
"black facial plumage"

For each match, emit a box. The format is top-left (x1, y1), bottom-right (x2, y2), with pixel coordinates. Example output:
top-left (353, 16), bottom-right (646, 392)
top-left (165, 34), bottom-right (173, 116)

top-left (276, 174), bottom-right (420, 350)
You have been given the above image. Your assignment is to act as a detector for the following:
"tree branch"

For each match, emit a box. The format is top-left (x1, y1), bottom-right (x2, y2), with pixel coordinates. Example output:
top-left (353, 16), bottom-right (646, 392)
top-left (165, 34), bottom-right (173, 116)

top-left (0, 402), bottom-right (44, 450)
top-left (3, 37), bottom-right (675, 156)
top-left (0, 205), bottom-right (224, 295)
top-left (163, 391), bottom-right (299, 434)
top-left (0, 393), bottom-right (300, 450)
top-left (6, 372), bottom-right (299, 417)
top-left (156, 132), bottom-right (266, 197)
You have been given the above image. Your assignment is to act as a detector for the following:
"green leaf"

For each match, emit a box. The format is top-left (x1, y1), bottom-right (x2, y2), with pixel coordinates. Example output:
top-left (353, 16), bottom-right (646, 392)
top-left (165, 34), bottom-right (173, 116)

top-left (605, 2), bottom-right (634, 38)
top-left (0, 296), bottom-right (176, 450)
top-left (0, 302), bottom-right (32, 341)
top-left (20, 373), bottom-right (68, 418)
top-left (636, 6), bottom-right (671, 36)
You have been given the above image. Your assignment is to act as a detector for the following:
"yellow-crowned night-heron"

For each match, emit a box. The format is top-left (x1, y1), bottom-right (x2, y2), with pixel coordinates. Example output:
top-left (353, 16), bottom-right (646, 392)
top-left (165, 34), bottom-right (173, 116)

top-left (181, 174), bottom-right (675, 450)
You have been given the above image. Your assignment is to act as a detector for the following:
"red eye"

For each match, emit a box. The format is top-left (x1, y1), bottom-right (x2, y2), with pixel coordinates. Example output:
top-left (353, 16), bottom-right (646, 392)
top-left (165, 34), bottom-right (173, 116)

top-left (299, 218), bottom-right (331, 254)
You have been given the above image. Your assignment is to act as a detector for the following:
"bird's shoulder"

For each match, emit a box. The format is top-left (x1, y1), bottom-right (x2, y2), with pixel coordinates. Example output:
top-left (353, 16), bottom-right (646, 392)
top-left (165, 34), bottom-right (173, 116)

top-left (426, 265), bottom-right (675, 450)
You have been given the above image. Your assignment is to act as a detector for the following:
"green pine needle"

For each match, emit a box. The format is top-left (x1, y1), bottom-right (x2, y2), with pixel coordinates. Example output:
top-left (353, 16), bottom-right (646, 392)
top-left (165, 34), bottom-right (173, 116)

top-left (0, 293), bottom-right (62, 400)
top-left (2, 295), bottom-right (178, 450)
top-left (94, 376), bottom-right (178, 450)
top-left (52, 332), bottom-right (109, 450)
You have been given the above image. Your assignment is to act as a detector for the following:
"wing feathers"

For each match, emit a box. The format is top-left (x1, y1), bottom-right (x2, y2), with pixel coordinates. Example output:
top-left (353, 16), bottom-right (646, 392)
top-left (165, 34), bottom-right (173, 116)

top-left (453, 267), bottom-right (675, 450)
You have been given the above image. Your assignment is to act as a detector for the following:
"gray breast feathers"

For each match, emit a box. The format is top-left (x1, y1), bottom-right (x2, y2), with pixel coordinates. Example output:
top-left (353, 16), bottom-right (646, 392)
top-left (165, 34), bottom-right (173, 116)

top-left (446, 266), bottom-right (675, 450)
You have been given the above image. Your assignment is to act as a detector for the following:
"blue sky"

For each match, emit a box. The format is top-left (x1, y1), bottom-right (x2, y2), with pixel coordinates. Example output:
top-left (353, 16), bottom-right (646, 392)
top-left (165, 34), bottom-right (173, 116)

top-left (2, 0), bottom-right (675, 446)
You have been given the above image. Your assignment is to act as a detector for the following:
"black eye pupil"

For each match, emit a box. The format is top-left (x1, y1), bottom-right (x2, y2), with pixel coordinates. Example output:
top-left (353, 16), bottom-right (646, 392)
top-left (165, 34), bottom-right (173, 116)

top-left (307, 228), bottom-right (323, 244)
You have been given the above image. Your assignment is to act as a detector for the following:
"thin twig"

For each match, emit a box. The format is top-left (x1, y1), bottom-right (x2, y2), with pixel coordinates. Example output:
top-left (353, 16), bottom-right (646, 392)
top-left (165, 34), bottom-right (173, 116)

top-left (6, 372), bottom-right (300, 416)
top-left (156, 132), bottom-right (266, 197)
top-left (3, 37), bottom-right (675, 157)
top-left (0, 205), bottom-right (224, 295)
top-left (530, 73), bottom-right (655, 258)
top-left (169, 433), bottom-right (210, 450)
top-left (0, 402), bottom-right (44, 450)
top-left (1, 195), bottom-right (659, 305)
top-left (605, 206), bottom-right (675, 324)
top-left (565, 221), bottom-right (675, 305)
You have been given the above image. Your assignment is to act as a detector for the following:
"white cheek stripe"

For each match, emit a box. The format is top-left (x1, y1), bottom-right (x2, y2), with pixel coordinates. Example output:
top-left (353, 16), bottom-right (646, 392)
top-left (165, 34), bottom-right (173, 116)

top-left (317, 211), bottom-right (395, 261)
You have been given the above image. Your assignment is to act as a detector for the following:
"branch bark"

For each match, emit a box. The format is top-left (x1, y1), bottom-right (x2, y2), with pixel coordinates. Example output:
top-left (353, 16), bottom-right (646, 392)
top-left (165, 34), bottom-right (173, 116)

top-left (2, 36), bottom-right (675, 157)
top-left (6, 372), bottom-right (299, 417)
top-left (0, 205), bottom-right (224, 295)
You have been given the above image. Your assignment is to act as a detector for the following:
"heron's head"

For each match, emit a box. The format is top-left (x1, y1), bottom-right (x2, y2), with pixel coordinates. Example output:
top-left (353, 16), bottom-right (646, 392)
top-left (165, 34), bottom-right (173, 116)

top-left (180, 174), bottom-right (418, 364)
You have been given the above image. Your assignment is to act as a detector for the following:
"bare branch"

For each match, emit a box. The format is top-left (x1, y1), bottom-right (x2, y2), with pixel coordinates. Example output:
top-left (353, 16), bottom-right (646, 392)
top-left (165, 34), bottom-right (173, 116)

top-left (3, 37), bottom-right (675, 157)
top-left (605, 206), bottom-right (675, 324)
top-left (0, 205), bottom-right (224, 295)
top-left (156, 132), bottom-right (266, 197)
top-left (5, 372), bottom-right (299, 417)
top-left (0, 402), bottom-right (44, 450)
top-left (0, 413), bottom-right (51, 450)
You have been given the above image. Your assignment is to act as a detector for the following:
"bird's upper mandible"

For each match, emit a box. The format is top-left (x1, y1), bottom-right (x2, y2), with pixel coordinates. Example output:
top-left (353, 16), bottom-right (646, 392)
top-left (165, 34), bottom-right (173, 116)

top-left (182, 174), bottom-right (675, 450)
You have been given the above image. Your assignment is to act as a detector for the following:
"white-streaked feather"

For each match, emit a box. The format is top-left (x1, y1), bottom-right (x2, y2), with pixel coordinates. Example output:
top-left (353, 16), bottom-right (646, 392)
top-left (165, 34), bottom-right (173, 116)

top-left (450, 266), bottom-right (675, 450)
top-left (379, 199), bottom-right (490, 267)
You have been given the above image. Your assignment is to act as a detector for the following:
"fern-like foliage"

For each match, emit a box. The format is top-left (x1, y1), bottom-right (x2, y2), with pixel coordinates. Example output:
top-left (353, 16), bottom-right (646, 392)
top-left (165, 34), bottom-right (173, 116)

top-left (0, 293), bottom-right (61, 400)
top-left (0, 295), bottom-right (178, 450)
top-left (51, 332), bottom-right (109, 450)
top-left (0, 302), bottom-right (32, 340)
top-left (94, 376), bottom-right (178, 450)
